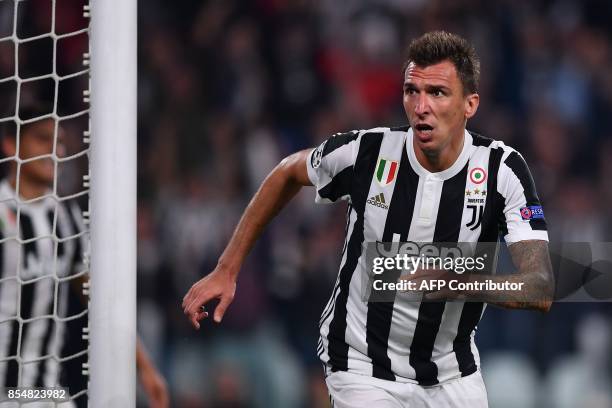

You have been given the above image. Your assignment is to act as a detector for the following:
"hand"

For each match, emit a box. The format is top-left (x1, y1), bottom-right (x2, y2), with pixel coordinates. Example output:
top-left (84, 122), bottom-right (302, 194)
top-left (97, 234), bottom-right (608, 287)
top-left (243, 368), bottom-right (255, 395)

top-left (182, 267), bottom-right (236, 329)
top-left (400, 267), bottom-right (466, 301)
top-left (139, 363), bottom-right (169, 408)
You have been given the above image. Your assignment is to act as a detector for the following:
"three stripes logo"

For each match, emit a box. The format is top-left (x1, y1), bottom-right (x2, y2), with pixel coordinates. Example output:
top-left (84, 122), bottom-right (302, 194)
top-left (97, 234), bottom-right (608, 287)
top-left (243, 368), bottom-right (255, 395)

top-left (367, 193), bottom-right (389, 210)
top-left (375, 157), bottom-right (399, 186)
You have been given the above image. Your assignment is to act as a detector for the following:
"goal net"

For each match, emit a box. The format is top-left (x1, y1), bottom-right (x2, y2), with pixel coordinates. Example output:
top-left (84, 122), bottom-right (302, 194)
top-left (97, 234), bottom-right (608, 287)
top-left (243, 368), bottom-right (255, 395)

top-left (0, 0), bottom-right (91, 406)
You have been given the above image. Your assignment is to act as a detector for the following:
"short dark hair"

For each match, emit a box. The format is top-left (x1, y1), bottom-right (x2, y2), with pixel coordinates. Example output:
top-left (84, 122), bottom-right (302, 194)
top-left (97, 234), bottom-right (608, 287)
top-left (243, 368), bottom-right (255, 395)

top-left (404, 31), bottom-right (480, 94)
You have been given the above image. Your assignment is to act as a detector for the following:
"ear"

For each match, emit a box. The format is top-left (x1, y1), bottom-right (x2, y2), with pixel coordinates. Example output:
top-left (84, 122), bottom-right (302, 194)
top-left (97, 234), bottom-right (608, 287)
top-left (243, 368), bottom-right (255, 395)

top-left (1, 134), bottom-right (16, 158)
top-left (464, 93), bottom-right (480, 120)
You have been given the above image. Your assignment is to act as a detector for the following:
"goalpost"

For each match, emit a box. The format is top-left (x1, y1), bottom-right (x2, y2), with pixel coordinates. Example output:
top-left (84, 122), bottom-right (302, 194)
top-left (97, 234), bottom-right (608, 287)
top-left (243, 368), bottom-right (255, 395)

top-left (90, 0), bottom-right (137, 407)
top-left (0, 0), bottom-right (136, 406)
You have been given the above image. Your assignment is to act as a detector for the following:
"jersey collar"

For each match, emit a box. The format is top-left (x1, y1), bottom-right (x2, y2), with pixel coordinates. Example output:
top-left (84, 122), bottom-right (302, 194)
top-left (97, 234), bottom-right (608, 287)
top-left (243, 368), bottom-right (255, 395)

top-left (0, 179), bottom-right (16, 202)
top-left (406, 128), bottom-right (473, 181)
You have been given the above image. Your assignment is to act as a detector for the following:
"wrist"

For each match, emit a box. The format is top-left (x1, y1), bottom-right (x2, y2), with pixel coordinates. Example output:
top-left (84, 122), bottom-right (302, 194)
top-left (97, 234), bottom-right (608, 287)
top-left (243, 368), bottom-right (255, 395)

top-left (215, 259), bottom-right (240, 281)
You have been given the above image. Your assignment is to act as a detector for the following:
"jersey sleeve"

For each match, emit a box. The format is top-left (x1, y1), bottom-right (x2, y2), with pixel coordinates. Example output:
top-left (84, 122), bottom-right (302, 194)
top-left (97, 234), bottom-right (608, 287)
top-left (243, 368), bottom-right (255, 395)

top-left (306, 130), bottom-right (361, 204)
top-left (497, 150), bottom-right (549, 244)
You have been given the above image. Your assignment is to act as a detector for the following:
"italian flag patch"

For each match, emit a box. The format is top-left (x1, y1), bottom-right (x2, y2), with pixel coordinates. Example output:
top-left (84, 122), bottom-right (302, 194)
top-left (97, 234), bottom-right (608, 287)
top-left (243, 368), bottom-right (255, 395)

top-left (375, 157), bottom-right (399, 186)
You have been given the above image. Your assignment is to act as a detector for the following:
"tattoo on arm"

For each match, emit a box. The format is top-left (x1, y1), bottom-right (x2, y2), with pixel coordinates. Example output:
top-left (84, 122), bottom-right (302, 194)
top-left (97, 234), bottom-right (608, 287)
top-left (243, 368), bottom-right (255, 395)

top-left (503, 240), bottom-right (554, 311)
top-left (463, 240), bottom-right (554, 312)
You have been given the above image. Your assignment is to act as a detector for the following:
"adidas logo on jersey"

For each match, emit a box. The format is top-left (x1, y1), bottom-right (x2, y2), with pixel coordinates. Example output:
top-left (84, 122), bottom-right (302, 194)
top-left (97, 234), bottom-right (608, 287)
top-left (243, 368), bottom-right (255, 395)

top-left (367, 193), bottom-right (389, 210)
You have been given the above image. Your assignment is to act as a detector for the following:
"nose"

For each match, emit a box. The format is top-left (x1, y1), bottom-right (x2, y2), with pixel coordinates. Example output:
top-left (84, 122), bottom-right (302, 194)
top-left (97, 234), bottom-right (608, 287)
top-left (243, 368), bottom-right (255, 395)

top-left (414, 92), bottom-right (429, 116)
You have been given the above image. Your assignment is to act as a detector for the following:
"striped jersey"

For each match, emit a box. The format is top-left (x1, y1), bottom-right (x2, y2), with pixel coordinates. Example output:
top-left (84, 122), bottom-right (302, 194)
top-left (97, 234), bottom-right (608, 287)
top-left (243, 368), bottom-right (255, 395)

top-left (308, 126), bottom-right (548, 385)
top-left (0, 180), bottom-right (85, 393)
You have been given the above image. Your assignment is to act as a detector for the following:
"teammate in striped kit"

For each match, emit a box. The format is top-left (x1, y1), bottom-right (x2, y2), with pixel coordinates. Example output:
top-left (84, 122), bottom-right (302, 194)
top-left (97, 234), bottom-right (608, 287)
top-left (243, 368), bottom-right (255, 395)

top-left (0, 111), bottom-right (84, 407)
top-left (0, 106), bottom-right (169, 407)
top-left (183, 31), bottom-right (554, 407)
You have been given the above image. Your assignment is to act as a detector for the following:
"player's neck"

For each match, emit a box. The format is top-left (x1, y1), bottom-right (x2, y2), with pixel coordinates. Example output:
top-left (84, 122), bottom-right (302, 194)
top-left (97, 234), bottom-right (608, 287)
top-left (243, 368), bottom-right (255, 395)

top-left (414, 133), bottom-right (464, 173)
top-left (8, 172), bottom-right (49, 200)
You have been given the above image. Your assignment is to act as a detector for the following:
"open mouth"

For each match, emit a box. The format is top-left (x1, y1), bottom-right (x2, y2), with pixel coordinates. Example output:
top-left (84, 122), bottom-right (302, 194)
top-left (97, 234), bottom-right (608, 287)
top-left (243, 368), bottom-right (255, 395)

top-left (415, 124), bottom-right (433, 132)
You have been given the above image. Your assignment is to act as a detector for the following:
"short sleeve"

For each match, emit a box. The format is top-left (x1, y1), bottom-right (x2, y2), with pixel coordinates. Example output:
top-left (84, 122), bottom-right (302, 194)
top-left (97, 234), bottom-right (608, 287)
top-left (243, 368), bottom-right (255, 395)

top-left (306, 130), bottom-right (361, 204)
top-left (497, 150), bottom-right (549, 244)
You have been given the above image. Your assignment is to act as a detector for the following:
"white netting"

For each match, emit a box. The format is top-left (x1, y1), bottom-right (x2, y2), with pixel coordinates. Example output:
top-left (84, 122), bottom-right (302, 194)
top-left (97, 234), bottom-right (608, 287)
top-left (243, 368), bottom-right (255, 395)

top-left (0, 0), bottom-right (90, 406)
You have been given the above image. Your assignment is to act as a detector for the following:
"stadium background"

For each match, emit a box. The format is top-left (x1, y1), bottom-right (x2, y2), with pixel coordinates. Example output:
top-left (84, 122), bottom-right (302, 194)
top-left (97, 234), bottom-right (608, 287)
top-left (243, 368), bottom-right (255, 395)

top-left (2, 0), bottom-right (612, 406)
top-left (137, 1), bottom-right (612, 407)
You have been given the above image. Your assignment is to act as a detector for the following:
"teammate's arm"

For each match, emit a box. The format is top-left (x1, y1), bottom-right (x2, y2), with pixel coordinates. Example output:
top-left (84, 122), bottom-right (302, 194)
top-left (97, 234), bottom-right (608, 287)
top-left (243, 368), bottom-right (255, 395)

top-left (136, 338), bottom-right (170, 408)
top-left (181, 149), bottom-right (313, 328)
top-left (70, 275), bottom-right (170, 407)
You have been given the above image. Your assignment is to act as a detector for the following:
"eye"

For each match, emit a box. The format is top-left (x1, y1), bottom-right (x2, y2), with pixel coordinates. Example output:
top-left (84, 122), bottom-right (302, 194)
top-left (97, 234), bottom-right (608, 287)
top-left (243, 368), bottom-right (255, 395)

top-left (432, 89), bottom-right (444, 97)
top-left (404, 87), bottom-right (417, 95)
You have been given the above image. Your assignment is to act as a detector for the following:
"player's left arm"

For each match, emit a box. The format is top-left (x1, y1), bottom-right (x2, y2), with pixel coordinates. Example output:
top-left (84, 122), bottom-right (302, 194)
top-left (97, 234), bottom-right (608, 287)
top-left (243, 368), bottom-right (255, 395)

top-left (458, 239), bottom-right (554, 312)
top-left (422, 240), bottom-right (554, 312)
top-left (462, 149), bottom-right (554, 311)
top-left (424, 150), bottom-right (554, 311)
top-left (503, 239), bottom-right (554, 310)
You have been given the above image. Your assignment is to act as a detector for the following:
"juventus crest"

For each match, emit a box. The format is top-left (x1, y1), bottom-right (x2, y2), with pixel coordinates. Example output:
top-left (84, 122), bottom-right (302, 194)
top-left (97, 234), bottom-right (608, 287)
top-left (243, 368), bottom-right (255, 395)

top-left (466, 204), bottom-right (483, 230)
top-left (465, 187), bottom-right (487, 231)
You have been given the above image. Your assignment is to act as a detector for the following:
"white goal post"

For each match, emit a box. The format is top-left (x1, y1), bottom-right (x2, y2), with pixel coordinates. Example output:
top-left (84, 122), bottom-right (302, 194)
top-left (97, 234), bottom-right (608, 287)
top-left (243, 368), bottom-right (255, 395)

top-left (90, 0), bottom-right (137, 406)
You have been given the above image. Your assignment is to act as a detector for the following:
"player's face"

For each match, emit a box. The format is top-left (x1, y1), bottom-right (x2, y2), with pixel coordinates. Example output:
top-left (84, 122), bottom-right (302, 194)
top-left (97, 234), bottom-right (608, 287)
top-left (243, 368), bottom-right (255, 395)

top-left (403, 60), bottom-right (479, 155)
top-left (17, 119), bottom-right (64, 186)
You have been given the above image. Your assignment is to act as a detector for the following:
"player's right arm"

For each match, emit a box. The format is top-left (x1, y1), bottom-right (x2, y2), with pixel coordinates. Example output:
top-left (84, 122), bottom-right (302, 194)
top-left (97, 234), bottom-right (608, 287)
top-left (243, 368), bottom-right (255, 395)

top-left (182, 130), bottom-right (362, 329)
top-left (181, 149), bottom-right (313, 329)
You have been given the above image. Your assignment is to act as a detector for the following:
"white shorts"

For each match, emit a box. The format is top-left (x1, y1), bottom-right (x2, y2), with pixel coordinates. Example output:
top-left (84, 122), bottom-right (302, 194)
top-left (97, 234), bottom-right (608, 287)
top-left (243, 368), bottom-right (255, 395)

top-left (326, 370), bottom-right (488, 408)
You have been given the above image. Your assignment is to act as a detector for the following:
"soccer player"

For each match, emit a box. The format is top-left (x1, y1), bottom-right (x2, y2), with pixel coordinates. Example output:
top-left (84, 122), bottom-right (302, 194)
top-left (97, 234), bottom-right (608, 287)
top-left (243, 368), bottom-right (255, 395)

top-left (182, 31), bottom-right (554, 407)
top-left (0, 105), bottom-right (169, 408)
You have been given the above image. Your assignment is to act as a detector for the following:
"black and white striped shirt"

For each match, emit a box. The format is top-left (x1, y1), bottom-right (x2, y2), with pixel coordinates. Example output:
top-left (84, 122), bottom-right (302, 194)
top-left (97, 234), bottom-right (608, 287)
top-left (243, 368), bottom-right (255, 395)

top-left (0, 180), bottom-right (85, 393)
top-left (308, 126), bottom-right (548, 385)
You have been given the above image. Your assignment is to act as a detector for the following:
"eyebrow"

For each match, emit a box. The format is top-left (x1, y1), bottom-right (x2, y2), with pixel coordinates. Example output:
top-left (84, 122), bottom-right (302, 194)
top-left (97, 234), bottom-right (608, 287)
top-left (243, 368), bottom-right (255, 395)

top-left (403, 82), bottom-right (452, 92)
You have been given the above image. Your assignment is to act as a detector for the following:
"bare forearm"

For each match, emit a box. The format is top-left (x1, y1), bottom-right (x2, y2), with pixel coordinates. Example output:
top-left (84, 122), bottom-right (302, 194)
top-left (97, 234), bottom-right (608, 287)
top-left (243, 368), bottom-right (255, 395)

top-left (136, 338), bottom-right (169, 408)
top-left (182, 150), bottom-right (312, 327)
top-left (136, 337), bottom-right (149, 371)
top-left (217, 151), bottom-right (310, 279)
top-left (462, 241), bottom-right (554, 312)
top-left (463, 271), bottom-right (552, 311)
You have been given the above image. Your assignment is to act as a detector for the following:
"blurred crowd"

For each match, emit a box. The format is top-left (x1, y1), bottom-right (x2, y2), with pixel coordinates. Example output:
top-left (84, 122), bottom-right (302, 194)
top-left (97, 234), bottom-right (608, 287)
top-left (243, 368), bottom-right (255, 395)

top-left (2, 0), bottom-right (612, 407)
top-left (137, 1), bottom-right (612, 406)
